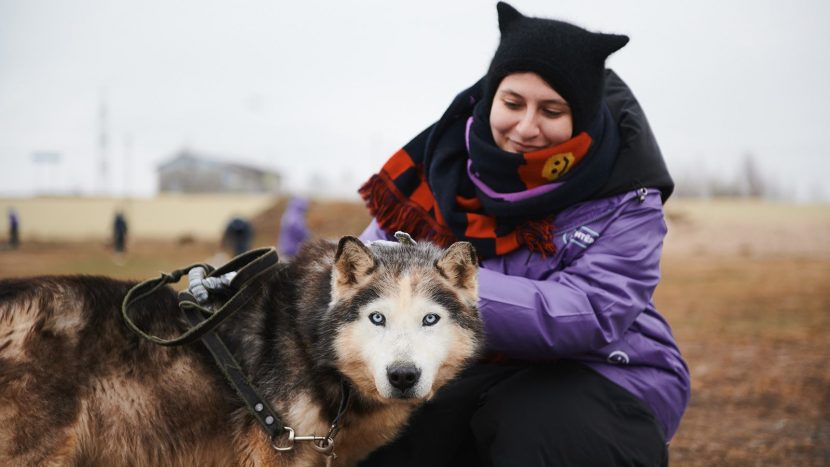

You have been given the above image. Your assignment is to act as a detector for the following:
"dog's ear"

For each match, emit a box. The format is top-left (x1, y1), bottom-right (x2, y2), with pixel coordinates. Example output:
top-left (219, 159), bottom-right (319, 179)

top-left (334, 236), bottom-right (377, 287)
top-left (435, 241), bottom-right (478, 292)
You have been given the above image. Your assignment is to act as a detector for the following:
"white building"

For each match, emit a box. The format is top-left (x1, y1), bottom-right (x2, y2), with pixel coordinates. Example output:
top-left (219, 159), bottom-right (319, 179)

top-left (158, 150), bottom-right (282, 194)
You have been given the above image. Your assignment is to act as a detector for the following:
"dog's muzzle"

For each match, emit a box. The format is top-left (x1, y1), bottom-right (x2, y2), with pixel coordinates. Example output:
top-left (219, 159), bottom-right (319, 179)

top-left (387, 362), bottom-right (421, 398)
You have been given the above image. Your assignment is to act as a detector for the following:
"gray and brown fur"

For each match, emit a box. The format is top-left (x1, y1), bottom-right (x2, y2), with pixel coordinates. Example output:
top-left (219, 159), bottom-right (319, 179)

top-left (0, 236), bottom-right (482, 466)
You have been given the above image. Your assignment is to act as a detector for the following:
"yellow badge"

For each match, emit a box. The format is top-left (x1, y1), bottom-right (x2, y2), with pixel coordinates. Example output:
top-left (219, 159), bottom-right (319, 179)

top-left (541, 152), bottom-right (575, 181)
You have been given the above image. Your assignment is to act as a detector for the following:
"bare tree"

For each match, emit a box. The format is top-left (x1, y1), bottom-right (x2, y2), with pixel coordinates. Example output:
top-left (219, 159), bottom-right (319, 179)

top-left (738, 152), bottom-right (766, 198)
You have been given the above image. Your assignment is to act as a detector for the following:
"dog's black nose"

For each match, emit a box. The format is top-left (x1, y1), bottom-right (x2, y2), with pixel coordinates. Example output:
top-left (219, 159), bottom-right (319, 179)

top-left (387, 364), bottom-right (421, 391)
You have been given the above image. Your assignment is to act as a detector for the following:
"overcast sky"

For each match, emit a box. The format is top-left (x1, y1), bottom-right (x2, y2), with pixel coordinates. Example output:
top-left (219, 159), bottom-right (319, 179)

top-left (1, 0), bottom-right (829, 200)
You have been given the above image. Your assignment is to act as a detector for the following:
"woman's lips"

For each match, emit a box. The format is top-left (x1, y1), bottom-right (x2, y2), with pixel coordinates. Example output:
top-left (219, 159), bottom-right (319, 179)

top-left (509, 140), bottom-right (544, 153)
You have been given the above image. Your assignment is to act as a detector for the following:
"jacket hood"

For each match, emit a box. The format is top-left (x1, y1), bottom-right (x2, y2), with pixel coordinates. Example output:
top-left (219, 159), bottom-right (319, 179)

top-left (593, 69), bottom-right (674, 203)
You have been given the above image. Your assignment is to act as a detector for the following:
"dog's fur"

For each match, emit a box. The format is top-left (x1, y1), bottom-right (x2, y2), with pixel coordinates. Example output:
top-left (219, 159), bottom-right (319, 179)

top-left (0, 236), bottom-right (482, 466)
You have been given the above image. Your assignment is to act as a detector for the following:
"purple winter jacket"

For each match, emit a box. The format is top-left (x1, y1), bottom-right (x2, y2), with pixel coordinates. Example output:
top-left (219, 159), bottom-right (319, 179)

top-left (277, 197), bottom-right (311, 258)
top-left (360, 188), bottom-right (690, 441)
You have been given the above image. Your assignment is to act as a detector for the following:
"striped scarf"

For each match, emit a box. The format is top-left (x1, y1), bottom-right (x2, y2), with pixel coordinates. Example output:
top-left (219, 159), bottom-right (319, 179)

top-left (359, 78), bottom-right (619, 259)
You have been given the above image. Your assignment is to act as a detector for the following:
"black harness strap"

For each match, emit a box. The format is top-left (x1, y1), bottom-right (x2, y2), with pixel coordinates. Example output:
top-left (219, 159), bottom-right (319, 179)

top-left (121, 248), bottom-right (285, 438)
top-left (121, 248), bottom-right (279, 347)
top-left (121, 247), bottom-right (351, 456)
top-left (178, 290), bottom-right (285, 439)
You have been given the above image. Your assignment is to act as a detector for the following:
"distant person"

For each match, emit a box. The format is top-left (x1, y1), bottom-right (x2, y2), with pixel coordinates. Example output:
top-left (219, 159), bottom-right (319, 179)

top-left (277, 196), bottom-right (310, 259)
top-left (8, 208), bottom-right (19, 249)
top-left (113, 211), bottom-right (128, 254)
top-left (222, 217), bottom-right (254, 256)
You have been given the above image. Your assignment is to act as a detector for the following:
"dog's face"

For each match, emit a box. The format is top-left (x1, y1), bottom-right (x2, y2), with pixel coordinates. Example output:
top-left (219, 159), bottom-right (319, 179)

top-left (330, 237), bottom-right (482, 402)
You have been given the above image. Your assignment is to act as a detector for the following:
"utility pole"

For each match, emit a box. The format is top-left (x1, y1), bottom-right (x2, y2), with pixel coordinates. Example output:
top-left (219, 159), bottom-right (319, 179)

top-left (123, 133), bottom-right (134, 199)
top-left (98, 88), bottom-right (109, 196)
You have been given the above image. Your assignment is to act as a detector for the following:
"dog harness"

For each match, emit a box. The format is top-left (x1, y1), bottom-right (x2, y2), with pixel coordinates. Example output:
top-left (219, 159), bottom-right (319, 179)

top-left (122, 248), bottom-right (350, 462)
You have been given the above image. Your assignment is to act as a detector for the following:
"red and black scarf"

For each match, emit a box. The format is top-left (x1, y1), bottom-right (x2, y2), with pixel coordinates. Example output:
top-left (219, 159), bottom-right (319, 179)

top-left (359, 78), bottom-right (619, 259)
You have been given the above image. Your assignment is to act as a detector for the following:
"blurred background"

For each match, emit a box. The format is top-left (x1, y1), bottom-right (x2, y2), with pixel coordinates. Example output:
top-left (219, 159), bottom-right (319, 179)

top-left (1, 1), bottom-right (828, 465)
top-left (1, 0), bottom-right (829, 201)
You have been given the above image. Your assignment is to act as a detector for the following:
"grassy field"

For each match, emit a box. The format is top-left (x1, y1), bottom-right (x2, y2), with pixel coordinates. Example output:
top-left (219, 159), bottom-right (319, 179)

top-left (1, 198), bottom-right (828, 465)
top-left (658, 200), bottom-right (830, 466)
top-left (0, 194), bottom-right (280, 242)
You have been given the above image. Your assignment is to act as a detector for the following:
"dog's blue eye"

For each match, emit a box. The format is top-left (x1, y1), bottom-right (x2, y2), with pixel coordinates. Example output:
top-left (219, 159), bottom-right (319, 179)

top-left (369, 312), bottom-right (386, 326)
top-left (422, 313), bottom-right (440, 326)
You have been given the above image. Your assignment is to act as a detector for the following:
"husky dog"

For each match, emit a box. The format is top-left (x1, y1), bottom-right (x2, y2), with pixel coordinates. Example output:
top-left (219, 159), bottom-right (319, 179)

top-left (0, 236), bottom-right (482, 466)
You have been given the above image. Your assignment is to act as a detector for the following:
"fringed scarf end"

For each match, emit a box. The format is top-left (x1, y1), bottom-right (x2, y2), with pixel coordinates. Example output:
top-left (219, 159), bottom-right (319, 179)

top-left (518, 218), bottom-right (557, 257)
top-left (359, 174), bottom-right (457, 249)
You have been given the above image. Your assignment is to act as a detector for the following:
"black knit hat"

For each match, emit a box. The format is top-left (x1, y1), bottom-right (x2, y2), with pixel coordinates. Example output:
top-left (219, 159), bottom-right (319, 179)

top-left (485, 2), bottom-right (629, 135)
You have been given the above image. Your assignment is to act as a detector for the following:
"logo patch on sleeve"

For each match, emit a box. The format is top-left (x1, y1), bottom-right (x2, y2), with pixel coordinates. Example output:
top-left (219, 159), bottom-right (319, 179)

top-left (562, 225), bottom-right (599, 249)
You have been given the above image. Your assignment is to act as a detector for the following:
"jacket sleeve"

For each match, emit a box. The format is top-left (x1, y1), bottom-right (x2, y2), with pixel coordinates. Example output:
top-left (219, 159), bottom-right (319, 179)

top-left (359, 219), bottom-right (394, 243)
top-left (478, 196), bottom-right (666, 360)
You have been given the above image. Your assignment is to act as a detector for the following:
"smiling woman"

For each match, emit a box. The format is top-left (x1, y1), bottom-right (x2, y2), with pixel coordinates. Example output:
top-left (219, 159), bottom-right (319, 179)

top-left (356, 2), bottom-right (688, 466)
top-left (489, 72), bottom-right (573, 153)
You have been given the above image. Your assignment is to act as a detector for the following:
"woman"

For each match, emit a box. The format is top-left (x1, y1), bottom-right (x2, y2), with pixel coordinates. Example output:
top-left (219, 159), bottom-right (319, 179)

top-left (358, 3), bottom-right (689, 465)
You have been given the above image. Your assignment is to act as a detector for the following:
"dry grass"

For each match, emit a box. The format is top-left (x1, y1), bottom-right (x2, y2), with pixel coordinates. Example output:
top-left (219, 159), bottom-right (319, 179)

top-left (1, 198), bottom-right (828, 465)
top-left (659, 200), bottom-right (830, 465)
top-left (659, 256), bottom-right (830, 466)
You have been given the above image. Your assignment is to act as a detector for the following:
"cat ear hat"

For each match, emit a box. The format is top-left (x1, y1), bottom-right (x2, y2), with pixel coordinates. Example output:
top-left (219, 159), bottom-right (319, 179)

top-left (485, 2), bottom-right (629, 135)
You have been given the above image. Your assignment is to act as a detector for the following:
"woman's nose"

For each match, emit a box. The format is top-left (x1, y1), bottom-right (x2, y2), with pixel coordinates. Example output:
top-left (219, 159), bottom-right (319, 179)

top-left (515, 111), bottom-right (540, 139)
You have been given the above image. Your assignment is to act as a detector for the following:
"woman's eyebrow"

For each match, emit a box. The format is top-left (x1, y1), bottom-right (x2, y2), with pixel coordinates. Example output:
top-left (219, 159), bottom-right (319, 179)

top-left (500, 89), bottom-right (569, 107)
top-left (540, 98), bottom-right (570, 107)
top-left (500, 89), bottom-right (524, 99)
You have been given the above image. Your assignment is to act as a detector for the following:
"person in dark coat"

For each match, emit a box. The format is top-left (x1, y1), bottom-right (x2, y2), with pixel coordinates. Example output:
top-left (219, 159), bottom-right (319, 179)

top-left (113, 211), bottom-right (128, 253)
top-left (222, 217), bottom-right (254, 256)
top-left (8, 208), bottom-right (19, 249)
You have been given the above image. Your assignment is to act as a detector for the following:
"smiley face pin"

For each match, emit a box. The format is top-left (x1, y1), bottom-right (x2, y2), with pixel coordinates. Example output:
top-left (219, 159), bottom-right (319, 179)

top-left (541, 152), bottom-right (576, 181)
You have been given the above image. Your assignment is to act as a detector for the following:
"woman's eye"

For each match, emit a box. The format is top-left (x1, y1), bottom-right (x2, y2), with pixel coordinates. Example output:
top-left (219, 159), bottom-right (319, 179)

top-left (542, 109), bottom-right (563, 117)
top-left (422, 313), bottom-right (441, 326)
top-left (369, 312), bottom-right (386, 326)
top-left (503, 100), bottom-right (521, 110)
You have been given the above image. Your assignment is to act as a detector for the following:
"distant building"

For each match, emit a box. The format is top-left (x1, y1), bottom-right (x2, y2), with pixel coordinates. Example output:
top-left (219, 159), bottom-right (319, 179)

top-left (158, 150), bottom-right (282, 194)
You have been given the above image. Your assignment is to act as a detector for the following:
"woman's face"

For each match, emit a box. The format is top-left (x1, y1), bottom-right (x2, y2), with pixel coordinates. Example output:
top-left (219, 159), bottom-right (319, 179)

top-left (489, 72), bottom-right (573, 153)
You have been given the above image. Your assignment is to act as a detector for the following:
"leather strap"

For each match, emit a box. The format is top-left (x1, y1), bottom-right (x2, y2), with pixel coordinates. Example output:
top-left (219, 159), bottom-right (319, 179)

top-left (121, 248), bottom-right (278, 346)
top-left (178, 290), bottom-right (286, 438)
top-left (121, 246), bottom-right (351, 452)
top-left (121, 247), bottom-right (286, 437)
